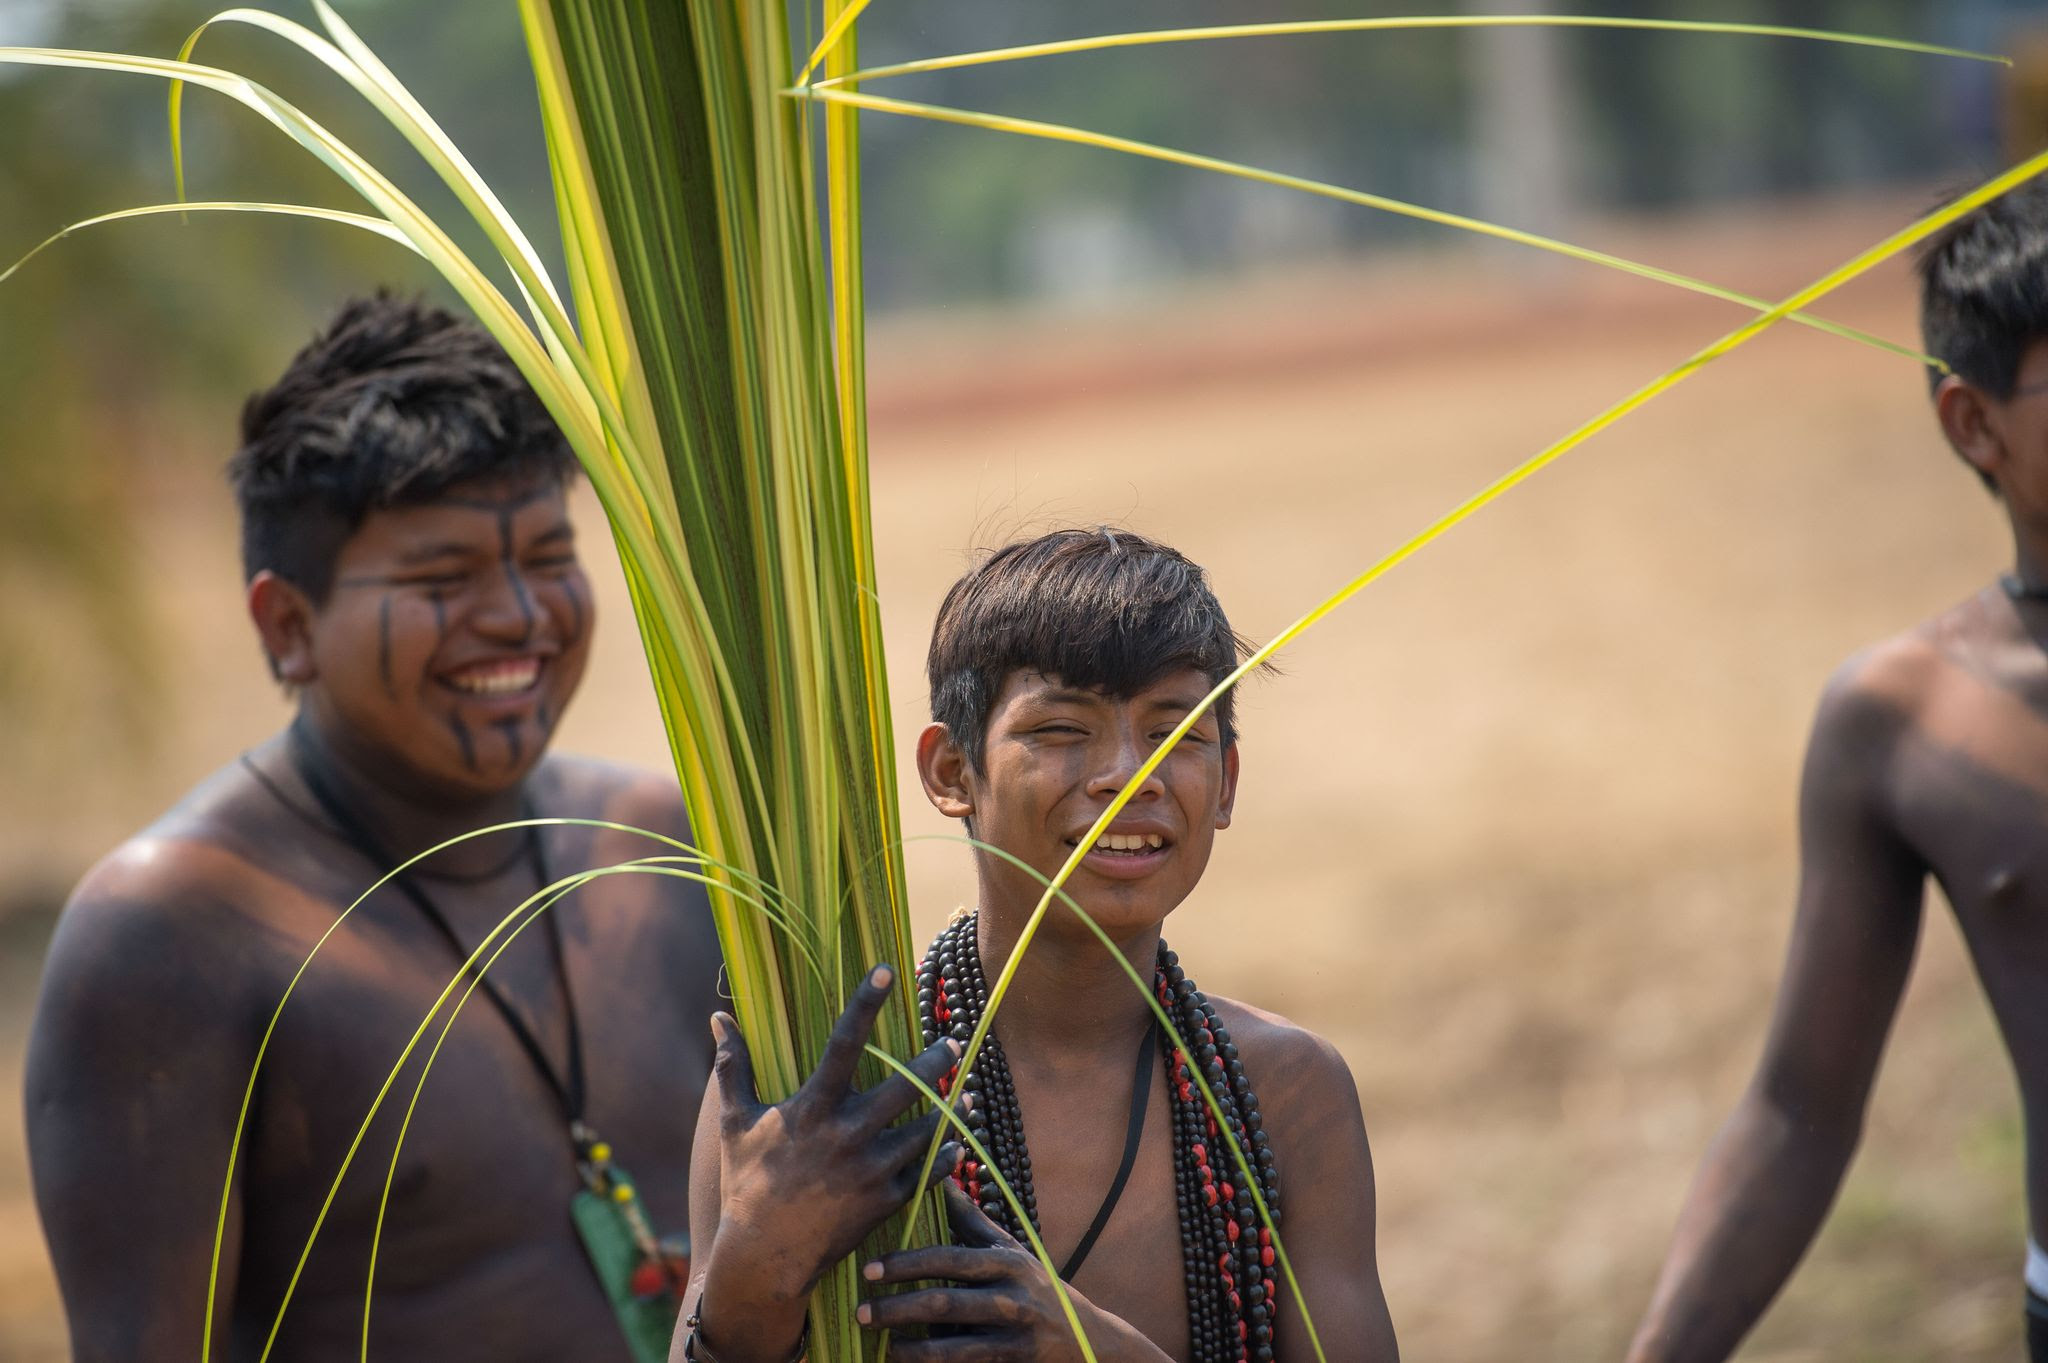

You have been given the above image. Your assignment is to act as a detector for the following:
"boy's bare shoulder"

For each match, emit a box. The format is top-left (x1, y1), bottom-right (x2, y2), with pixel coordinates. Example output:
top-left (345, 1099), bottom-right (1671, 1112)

top-left (535, 752), bottom-right (689, 836)
top-left (1810, 588), bottom-right (2004, 756)
top-left (43, 762), bottom-right (307, 1021)
top-left (1206, 995), bottom-right (1359, 1104)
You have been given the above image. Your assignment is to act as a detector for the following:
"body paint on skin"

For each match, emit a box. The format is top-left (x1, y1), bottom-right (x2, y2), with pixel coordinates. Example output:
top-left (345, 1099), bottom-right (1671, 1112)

top-left (560, 575), bottom-right (586, 644)
top-left (448, 713), bottom-right (478, 773)
top-left (495, 503), bottom-right (539, 641)
top-left (493, 717), bottom-right (525, 767)
top-left (377, 595), bottom-right (397, 699)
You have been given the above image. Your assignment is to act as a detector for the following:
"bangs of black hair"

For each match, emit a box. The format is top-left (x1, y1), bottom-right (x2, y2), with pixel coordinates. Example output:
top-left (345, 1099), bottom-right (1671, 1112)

top-left (228, 291), bottom-right (577, 601)
top-left (1918, 177), bottom-right (2048, 403)
top-left (928, 527), bottom-right (1255, 769)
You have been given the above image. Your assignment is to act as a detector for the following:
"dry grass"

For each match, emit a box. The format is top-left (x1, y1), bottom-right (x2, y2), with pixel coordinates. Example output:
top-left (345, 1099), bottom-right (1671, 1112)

top-left (0, 189), bottom-right (2024, 1360)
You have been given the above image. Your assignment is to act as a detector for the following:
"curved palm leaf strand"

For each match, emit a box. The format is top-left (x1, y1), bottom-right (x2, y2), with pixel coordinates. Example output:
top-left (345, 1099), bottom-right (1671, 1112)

top-left (793, 87), bottom-right (1937, 369)
top-left (191, 816), bottom-right (764, 1361)
top-left (171, 6), bottom-right (568, 332)
top-left (894, 833), bottom-right (1330, 1362)
top-left (362, 857), bottom-right (772, 1361)
top-left (0, 200), bottom-right (411, 287)
top-left (943, 151), bottom-right (2048, 1363)
top-left (813, 15), bottom-right (2003, 89)
top-left (258, 856), bottom-right (799, 1363)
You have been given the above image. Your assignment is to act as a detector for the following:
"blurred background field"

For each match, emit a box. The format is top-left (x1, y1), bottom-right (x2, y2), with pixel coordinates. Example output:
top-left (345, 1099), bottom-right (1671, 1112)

top-left (4, 0), bottom-right (2046, 1358)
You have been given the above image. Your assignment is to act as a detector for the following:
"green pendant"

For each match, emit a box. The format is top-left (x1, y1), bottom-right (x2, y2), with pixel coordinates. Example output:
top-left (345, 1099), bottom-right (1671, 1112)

top-left (570, 1160), bottom-right (690, 1363)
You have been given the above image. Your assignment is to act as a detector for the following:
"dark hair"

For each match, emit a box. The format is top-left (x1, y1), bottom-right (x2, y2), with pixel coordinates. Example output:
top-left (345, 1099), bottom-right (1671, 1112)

top-left (228, 292), bottom-right (577, 601)
top-left (927, 527), bottom-right (1255, 770)
top-left (1918, 179), bottom-right (2048, 491)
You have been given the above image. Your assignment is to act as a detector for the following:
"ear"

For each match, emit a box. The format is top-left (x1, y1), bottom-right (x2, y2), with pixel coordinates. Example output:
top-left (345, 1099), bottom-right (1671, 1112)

top-left (1214, 741), bottom-right (1240, 831)
top-left (248, 570), bottom-right (319, 685)
top-left (1935, 374), bottom-right (2004, 489)
top-left (916, 722), bottom-right (977, 821)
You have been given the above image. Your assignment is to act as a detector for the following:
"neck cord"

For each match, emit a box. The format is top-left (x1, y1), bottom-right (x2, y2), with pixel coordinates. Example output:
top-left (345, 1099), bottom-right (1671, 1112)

top-left (2004, 573), bottom-right (2048, 603)
top-left (279, 723), bottom-right (590, 1155)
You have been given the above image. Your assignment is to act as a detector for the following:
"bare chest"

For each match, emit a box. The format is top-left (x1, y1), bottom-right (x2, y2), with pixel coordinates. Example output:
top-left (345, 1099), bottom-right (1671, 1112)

top-left (232, 866), bottom-right (709, 1320)
top-left (1014, 1065), bottom-right (1193, 1359)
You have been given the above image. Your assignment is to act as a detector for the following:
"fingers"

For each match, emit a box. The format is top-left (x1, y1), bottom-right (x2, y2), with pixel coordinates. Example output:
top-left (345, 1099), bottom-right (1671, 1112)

top-left (861, 1243), bottom-right (1019, 1287)
top-left (877, 1109), bottom-right (957, 1193)
top-left (807, 964), bottom-right (896, 1100)
top-left (709, 1012), bottom-right (763, 1124)
top-left (943, 1179), bottom-right (1023, 1251)
top-left (857, 1285), bottom-right (1015, 1331)
top-left (858, 1033), bottom-right (966, 1131)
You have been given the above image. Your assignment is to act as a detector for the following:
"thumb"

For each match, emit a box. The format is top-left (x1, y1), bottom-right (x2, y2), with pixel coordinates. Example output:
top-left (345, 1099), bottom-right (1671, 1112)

top-left (710, 1012), bottom-right (764, 1123)
top-left (943, 1177), bottom-right (1022, 1251)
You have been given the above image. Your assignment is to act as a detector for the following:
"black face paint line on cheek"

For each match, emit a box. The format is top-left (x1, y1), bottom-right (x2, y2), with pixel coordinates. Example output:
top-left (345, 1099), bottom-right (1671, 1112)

top-left (536, 695), bottom-right (553, 733)
top-left (560, 575), bottom-right (587, 643)
top-left (377, 595), bottom-right (397, 699)
top-left (428, 590), bottom-right (448, 637)
top-left (448, 713), bottom-right (479, 773)
top-left (498, 506), bottom-right (539, 640)
top-left (493, 717), bottom-right (525, 767)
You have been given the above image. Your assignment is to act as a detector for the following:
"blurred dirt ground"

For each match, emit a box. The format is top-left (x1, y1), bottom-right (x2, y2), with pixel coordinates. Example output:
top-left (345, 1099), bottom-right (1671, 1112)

top-left (0, 190), bottom-right (2028, 1360)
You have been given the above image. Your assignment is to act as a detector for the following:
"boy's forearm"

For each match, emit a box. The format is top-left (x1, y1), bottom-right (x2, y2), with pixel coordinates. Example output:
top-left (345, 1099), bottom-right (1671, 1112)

top-left (685, 1245), bottom-right (811, 1363)
top-left (1626, 1095), bottom-right (1858, 1363)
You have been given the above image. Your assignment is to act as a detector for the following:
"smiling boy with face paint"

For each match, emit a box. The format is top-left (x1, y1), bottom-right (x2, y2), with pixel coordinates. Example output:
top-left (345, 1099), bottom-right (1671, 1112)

top-left (23, 294), bottom-right (722, 1363)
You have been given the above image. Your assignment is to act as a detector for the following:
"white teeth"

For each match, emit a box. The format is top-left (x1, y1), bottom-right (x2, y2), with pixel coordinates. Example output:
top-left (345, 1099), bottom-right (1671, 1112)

top-left (1090, 832), bottom-right (1165, 852)
top-left (449, 660), bottom-right (540, 695)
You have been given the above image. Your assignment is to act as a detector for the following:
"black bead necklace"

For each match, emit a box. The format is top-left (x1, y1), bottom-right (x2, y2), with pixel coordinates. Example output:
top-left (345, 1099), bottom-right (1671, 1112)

top-left (916, 912), bottom-right (1283, 1363)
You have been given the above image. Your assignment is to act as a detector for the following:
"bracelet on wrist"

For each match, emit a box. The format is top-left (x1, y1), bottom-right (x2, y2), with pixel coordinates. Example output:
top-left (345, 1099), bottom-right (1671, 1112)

top-left (682, 1307), bottom-right (808, 1363)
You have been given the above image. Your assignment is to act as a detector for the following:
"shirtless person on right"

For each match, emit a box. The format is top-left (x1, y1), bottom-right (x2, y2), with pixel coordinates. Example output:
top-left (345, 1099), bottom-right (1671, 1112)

top-left (1625, 179), bottom-right (2048, 1363)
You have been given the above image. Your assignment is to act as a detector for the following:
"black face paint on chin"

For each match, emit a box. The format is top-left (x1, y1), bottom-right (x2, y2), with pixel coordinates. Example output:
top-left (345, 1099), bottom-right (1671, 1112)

top-left (536, 696), bottom-right (553, 732)
top-left (493, 717), bottom-right (525, 767)
top-left (448, 712), bottom-right (478, 772)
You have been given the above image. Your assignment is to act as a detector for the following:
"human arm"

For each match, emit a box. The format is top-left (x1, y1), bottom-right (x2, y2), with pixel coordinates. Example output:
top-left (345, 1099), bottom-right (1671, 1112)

top-left (1624, 677), bottom-right (1926, 1363)
top-left (679, 966), bottom-right (966, 1363)
top-left (1262, 1027), bottom-right (1398, 1363)
top-left (22, 853), bottom-right (262, 1363)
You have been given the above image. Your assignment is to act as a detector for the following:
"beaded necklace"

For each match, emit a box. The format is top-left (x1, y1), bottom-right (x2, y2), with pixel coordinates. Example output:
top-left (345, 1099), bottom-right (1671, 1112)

top-left (917, 912), bottom-right (1283, 1363)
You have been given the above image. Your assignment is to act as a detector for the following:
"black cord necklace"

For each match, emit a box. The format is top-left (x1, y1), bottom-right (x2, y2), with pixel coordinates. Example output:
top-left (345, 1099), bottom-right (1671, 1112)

top-left (254, 723), bottom-right (692, 1339)
top-left (282, 721), bottom-right (591, 1145)
top-left (2003, 573), bottom-right (2048, 603)
top-left (919, 912), bottom-right (1283, 1363)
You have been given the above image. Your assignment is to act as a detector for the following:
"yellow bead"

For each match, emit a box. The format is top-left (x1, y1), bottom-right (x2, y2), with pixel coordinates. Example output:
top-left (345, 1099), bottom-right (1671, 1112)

top-left (591, 1143), bottom-right (612, 1164)
top-left (612, 1184), bottom-right (633, 1204)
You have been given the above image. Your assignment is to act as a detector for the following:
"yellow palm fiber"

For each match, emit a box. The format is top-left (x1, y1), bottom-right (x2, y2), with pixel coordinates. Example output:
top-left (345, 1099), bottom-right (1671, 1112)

top-left (810, 15), bottom-right (2004, 88)
top-left (793, 87), bottom-right (1939, 370)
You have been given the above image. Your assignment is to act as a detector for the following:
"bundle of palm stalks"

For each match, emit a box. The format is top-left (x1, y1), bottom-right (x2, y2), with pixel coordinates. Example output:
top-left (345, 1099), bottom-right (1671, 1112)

top-left (7, 5), bottom-right (2048, 1361)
